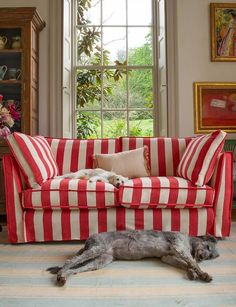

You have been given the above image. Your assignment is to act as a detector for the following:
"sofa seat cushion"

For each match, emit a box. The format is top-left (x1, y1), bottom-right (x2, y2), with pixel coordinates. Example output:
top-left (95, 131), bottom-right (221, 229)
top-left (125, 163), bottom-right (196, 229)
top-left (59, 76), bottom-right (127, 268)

top-left (22, 178), bottom-right (119, 210)
top-left (119, 177), bottom-right (215, 209)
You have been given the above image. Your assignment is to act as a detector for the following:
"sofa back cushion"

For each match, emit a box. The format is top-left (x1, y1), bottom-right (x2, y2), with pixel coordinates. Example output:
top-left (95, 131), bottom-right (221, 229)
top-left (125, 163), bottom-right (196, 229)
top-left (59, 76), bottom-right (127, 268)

top-left (176, 130), bottom-right (226, 186)
top-left (46, 138), bottom-right (120, 175)
top-left (121, 137), bottom-right (192, 176)
top-left (7, 132), bottom-right (58, 188)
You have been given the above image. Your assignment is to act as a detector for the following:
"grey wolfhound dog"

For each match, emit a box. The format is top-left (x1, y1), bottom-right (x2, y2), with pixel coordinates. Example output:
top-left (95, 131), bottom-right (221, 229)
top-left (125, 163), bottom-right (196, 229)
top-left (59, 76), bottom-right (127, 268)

top-left (47, 230), bottom-right (219, 286)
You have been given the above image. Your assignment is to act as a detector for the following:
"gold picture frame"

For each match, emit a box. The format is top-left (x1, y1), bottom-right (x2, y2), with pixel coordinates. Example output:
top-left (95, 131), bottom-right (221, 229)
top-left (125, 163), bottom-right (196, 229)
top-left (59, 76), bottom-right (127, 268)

top-left (211, 3), bottom-right (236, 61)
top-left (194, 82), bottom-right (236, 133)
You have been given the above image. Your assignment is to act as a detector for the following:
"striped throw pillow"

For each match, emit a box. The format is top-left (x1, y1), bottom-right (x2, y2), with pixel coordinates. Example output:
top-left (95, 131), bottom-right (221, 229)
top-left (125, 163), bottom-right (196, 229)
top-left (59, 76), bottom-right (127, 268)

top-left (176, 130), bottom-right (226, 186)
top-left (7, 132), bottom-right (58, 188)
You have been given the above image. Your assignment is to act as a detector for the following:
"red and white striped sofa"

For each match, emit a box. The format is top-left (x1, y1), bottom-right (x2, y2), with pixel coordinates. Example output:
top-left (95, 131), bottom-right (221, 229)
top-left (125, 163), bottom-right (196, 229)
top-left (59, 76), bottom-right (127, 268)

top-left (3, 135), bottom-right (233, 243)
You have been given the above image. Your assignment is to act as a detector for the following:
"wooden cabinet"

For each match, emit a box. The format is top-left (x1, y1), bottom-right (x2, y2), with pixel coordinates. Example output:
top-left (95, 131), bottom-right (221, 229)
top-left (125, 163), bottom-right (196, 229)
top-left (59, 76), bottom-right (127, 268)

top-left (0, 8), bottom-right (45, 215)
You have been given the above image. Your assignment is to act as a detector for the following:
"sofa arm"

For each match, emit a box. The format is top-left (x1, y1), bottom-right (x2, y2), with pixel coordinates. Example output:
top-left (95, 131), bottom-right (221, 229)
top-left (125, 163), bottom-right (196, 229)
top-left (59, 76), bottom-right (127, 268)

top-left (209, 152), bottom-right (233, 237)
top-left (3, 154), bottom-right (25, 243)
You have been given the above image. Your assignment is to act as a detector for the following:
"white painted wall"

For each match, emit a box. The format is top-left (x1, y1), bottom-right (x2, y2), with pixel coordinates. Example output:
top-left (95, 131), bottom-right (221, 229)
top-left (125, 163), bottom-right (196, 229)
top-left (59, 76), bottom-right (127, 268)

top-left (1, 0), bottom-right (235, 139)
top-left (0, 0), bottom-right (50, 135)
top-left (175, 0), bottom-right (236, 138)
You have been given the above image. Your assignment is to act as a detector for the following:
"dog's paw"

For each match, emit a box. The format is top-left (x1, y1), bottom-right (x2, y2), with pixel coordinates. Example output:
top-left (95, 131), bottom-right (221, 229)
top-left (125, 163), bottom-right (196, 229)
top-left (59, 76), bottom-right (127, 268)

top-left (200, 272), bottom-right (212, 282)
top-left (57, 274), bottom-right (67, 286)
top-left (47, 266), bottom-right (61, 274)
top-left (187, 268), bottom-right (198, 280)
top-left (89, 179), bottom-right (102, 183)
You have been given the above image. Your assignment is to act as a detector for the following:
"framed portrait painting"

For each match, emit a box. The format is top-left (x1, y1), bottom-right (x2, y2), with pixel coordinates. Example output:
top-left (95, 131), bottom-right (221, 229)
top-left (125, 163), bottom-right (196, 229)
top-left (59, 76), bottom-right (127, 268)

top-left (194, 82), bottom-right (236, 133)
top-left (211, 3), bottom-right (236, 61)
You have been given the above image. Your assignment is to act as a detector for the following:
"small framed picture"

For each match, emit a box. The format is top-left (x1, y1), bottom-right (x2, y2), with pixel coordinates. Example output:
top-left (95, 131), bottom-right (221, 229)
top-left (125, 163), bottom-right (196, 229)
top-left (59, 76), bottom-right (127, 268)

top-left (210, 3), bottom-right (236, 61)
top-left (194, 82), bottom-right (236, 133)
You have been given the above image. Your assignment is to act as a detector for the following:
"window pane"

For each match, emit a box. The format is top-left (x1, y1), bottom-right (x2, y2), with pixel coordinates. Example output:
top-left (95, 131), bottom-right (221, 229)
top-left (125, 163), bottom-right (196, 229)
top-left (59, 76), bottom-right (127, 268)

top-left (103, 0), bottom-right (126, 25)
top-left (128, 69), bottom-right (153, 108)
top-left (103, 27), bottom-right (126, 65)
top-left (103, 111), bottom-right (127, 137)
top-left (77, 27), bottom-right (101, 65)
top-left (79, 0), bottom-right (101, 25)
top-left (129, 111), bottom-right (153, 137)
top-left (128, 27), bottom-right (152, 65)
top-left (128, 0), bottom-right (152, 25)
top-left (76, 69), bottom-right (102, 109)
top-left (76, 111), bottom-right (101, 139)
top-left (103, 69), bottom-right (127, 109)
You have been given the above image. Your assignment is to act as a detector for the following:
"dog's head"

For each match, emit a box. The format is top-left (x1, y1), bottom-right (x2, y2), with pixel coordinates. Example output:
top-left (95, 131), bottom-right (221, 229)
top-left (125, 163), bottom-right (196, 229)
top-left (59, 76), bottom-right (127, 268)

top-left (108, 174), bottom-right (128, 188)
top-left (191, 235), bottom-right (219, 262)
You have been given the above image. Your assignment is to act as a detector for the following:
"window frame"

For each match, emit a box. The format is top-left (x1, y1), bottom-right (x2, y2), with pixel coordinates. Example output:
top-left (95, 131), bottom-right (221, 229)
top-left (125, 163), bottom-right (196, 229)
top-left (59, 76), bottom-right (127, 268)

top-left (71, 0), bottom-right (161, 138)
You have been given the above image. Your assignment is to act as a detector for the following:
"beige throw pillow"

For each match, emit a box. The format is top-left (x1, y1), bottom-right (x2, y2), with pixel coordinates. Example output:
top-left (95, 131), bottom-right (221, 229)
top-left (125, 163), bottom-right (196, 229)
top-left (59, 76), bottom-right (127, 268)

top-left (93, 146), bottom-right (150, 178)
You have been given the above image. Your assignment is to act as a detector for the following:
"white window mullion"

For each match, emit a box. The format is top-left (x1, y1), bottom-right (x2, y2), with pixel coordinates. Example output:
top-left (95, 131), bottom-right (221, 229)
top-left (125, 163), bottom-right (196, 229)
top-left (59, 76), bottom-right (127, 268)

top-left (76, 65), bottom-right (153, 70)
top-left (152, 0), bottom-right (158, 137)
top-left (126, 0), bottom-right (129, 135)
top-left (62, 0), bottom-right (73, 138)
top-left (101, 0), bottom-right (104, 137)
top-left (101, 0), bottom-right (103, 65)
top-left (101, 70), bottom-right (104, 138)
top-left (76, 25), bottom-right (155, 29)
top-left (72, 0), bottom-right (77, 138)
top-left (156, 0), bottom-right (168, 137)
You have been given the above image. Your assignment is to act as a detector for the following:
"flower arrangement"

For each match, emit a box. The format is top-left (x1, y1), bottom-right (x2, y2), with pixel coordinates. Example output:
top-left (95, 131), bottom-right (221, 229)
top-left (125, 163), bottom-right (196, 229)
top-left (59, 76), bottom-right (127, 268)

top-left (0, 97), bottom-right (21, 139)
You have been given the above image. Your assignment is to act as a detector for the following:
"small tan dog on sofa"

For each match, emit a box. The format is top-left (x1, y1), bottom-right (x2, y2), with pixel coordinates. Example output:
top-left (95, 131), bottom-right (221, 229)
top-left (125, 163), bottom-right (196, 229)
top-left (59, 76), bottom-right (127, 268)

top-left (57, 168), bottom-right (128, 188)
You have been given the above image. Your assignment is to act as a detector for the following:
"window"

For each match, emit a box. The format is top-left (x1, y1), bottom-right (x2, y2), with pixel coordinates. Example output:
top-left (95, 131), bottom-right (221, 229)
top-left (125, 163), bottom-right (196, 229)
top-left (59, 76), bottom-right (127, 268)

top-left (73, 0), bottom-right (166, 138)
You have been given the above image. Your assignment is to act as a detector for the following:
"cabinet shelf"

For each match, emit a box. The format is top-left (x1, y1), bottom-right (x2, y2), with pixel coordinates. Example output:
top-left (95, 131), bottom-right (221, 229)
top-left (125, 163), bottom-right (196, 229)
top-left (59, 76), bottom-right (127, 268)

top-left (0, 80), bottom-right (21, 84)
top-left (0, 49), bottom-right (22, 53)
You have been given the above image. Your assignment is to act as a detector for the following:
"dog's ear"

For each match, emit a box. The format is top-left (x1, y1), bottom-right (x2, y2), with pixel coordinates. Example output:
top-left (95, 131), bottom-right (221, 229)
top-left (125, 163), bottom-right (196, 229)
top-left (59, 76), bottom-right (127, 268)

top-left (108, 174), bottom-right (116, 180)
top-left (201, 234), bottom-right (218, 243)
top-left (108, 175), bottom-right (116, 184)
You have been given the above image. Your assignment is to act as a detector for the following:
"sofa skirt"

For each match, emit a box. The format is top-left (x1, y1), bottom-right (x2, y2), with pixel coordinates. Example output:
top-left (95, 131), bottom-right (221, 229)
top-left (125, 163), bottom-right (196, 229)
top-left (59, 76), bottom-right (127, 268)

top-left (12, 207), bottom-right (215, 243)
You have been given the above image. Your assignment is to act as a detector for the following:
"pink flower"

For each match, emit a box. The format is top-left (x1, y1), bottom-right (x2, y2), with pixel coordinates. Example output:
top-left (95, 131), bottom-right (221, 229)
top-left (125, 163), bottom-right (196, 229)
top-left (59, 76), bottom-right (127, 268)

top-left (8, 103), bottom-right (21, 121)
top-left (0, 126), bottom-right (11, 138)
top-left (0, 108), bottom-right (14, 127)
top-left (0, 103), bottom-right (19, 139)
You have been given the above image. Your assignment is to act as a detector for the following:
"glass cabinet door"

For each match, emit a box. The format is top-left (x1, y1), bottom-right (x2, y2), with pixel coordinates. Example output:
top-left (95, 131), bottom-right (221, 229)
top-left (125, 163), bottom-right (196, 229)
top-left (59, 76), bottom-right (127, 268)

top-left (0, 27), bottom-right (22, 139)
